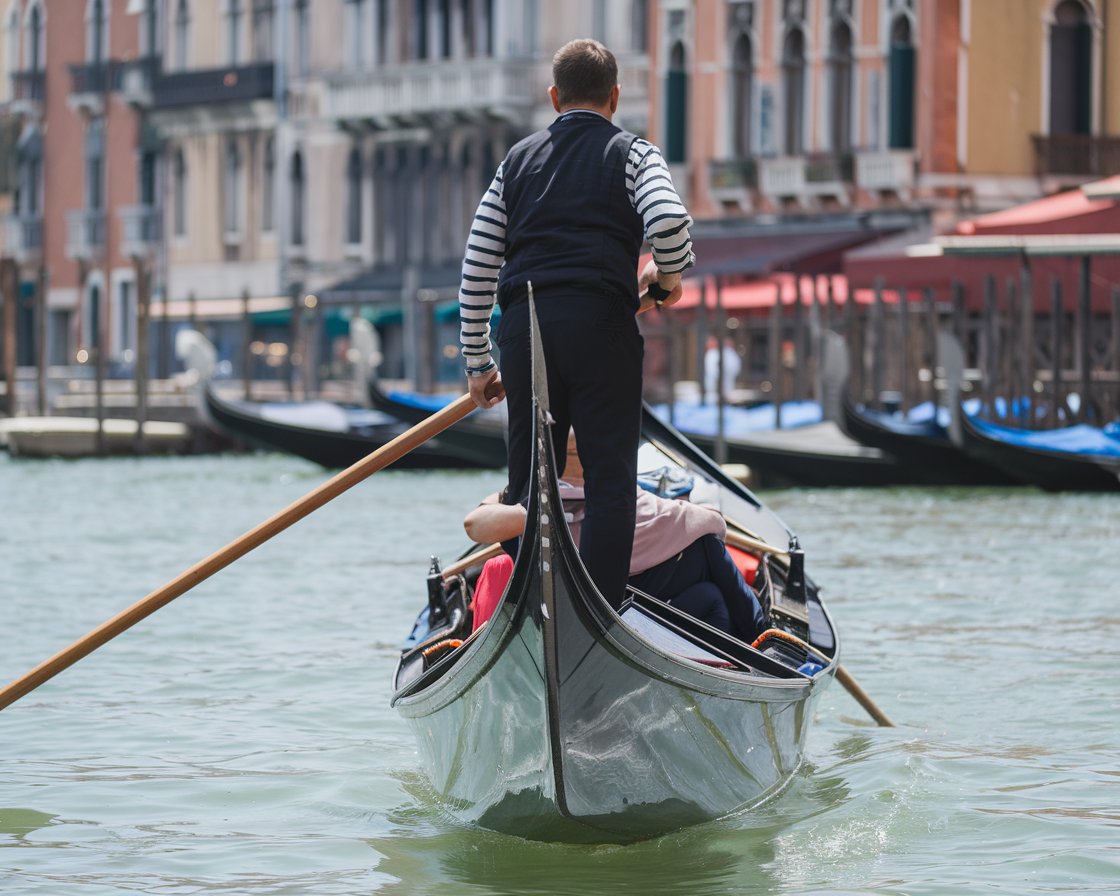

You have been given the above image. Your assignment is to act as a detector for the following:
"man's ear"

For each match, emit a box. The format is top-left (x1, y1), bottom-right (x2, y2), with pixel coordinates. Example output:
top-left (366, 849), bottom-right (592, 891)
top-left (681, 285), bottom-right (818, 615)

top-left (609, 84), bottom-right (620, 114)
top-left (549, 85), bottom-right (562, 113)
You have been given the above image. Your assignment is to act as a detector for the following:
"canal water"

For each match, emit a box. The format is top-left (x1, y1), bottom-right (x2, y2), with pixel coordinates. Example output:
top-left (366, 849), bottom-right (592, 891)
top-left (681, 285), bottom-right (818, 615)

top-left (1, 451), bottom-right (1118, 895)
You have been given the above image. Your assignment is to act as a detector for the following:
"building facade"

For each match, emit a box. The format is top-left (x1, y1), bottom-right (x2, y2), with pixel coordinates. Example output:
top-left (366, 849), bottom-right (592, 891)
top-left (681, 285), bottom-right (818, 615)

top-left (648, 0), bottom-right (1120, 224)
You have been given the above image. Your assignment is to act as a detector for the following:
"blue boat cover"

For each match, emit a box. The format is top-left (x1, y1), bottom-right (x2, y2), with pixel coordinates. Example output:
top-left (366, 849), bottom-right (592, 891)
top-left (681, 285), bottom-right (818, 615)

top-left (650, 400), bottom-right (822, 437)
top-left (968, 414), bottom-right (1120, 458)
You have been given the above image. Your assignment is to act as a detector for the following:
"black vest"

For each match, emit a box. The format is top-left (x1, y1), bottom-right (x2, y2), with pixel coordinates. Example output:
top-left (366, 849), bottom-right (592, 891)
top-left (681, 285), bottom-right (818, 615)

top-left (496, 113), bottom-right (644, 314)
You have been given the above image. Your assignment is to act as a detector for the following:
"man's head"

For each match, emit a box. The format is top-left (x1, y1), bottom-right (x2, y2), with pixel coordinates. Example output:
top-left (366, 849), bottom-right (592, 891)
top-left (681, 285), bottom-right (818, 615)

top-left (551, 39), bottom-right (619, 112)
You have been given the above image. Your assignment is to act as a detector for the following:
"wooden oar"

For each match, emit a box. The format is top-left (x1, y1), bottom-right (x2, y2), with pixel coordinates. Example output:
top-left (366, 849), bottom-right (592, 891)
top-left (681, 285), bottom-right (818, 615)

top-left (441, 542), bottom-right (504, 580)
top-left (0, 393), bottom-right (477, 712)
top-left (725, 525), bottom-right (895, 727)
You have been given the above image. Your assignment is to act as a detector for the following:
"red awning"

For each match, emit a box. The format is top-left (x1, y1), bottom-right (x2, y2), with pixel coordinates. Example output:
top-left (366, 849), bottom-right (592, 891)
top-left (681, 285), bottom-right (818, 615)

top-left (665, 272), bottom-right (902, 313)
top-left (955, 186), bottom-right (1120, 236)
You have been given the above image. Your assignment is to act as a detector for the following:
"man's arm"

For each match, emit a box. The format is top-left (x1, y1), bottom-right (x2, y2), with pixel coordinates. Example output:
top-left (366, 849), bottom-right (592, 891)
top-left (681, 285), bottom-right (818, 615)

top-left (628, 138), bottom-right (694, 310)
top-left (459, 164), bottom-right (508, 406)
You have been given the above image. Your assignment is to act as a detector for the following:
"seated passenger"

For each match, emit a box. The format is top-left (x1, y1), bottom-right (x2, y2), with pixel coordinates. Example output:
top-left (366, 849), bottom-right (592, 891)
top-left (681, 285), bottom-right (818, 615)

top-left (464, 434), bottom-right (766, 641)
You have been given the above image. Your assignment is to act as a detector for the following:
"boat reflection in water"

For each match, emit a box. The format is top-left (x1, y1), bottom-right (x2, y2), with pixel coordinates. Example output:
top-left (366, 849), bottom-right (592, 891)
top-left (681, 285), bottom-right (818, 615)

top-left (392, 311), bottom-right (840, 843)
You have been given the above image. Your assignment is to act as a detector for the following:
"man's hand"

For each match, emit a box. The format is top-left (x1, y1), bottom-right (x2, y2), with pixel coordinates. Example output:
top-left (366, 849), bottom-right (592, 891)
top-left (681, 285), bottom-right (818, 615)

top-left (638, 260), bottom-right (684, 313)
top-left (467, 369), bottom-right (506, 409)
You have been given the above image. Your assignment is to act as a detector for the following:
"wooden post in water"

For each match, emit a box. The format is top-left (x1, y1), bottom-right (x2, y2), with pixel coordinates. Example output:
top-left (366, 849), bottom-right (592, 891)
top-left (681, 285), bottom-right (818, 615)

top-left (1077, 256), bottom-right (1092, 422)
top-left (133, 258), bottom-right (151, 455)
top-left (241, 287), bottom-right (253, 400)
top-left (665, 308), bottom-right (676, 426)
top-left (94, 264), bottom-right (107, 457)
top-left (982, 274), bottom-right (997, 417)
top-left (952, 280), bottom-right (966, 355)
top-left (1004, 276), bottom-right (1019, 423)
top-left (697, 278), bottom-right (708, 400)
top-left (1020, 264), bottom-right (1035, 428)
top-left (769, 281), bottom-right (783, 428)
top-left (714, 276), bottom-right (727, 465)
top-left (845, 278), bottom-right (859, 399)
top-left (870, 278), bottom-right (884, 409)
top-left (0, 259), bottom-right (16, 416)
top-left (792, 276), bottom-right (805, 402)
top-left (923, 287), bottom-right (937, 406)
top-left (1050, 277), bottom-right (1063, 429)
top-left (898, 288), bottom-right (910, 412)
top-left (1112, 286), bottom-right (1120, 421)
top-left (37, 266), bottom-right (48, 415)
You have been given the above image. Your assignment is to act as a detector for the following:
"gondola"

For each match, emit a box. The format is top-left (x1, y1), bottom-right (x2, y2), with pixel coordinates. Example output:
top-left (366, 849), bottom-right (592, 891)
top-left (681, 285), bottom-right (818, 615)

top-left (203, 384), bottom-right (484, 470)
top-left (841, 396), bottom-right (1017, 486)
top-left (391, 303), bottom-right (839, 843)
top-left (368, 380), bottom-right (507, 468)
top-left (679, 421), bottom-right (923, 488)
top-left (957, 411), bottom-right (1120, 492)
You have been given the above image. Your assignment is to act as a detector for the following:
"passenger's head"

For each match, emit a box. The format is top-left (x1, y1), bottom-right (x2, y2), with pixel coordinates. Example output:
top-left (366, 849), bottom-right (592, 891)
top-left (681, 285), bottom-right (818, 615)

top-left (551, 39), bottom-right (618, 109)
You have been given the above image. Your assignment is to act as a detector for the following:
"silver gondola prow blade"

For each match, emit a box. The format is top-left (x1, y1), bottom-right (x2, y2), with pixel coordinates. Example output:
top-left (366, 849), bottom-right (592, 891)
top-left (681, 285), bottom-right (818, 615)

top-left (528, 281), bottom-right (558, 616)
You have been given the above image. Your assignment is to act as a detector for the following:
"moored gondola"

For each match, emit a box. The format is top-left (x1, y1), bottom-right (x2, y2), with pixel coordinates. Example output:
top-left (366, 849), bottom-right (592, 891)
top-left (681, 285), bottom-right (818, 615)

top-left (391, 310), bottom-right (839, 843)
top-left (368, 380), bottom-right (508, 468)
top-left (957, 410), bottom-right (1120, 492)
top-left (841, 396), bottom-right (1017, 486)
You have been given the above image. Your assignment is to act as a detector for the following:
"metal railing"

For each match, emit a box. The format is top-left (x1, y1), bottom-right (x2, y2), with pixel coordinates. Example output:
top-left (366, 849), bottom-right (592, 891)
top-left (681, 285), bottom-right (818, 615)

top-left (119, 205), bottom-right (161, 257)
top-left (153, 62), bottom-right (274, 108)
top-left (65, 209), bottom-right (106, 260)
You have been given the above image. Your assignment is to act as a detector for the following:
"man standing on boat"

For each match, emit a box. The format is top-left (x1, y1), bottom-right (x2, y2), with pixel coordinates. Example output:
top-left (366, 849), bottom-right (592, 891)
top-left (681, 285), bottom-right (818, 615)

top-left (458, 38), bottom-right (695, 609)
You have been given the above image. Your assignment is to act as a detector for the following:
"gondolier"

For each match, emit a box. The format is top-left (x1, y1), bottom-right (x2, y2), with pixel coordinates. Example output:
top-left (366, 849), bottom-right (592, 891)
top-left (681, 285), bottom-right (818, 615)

top-left (458, 38), bottom-right (695, 607)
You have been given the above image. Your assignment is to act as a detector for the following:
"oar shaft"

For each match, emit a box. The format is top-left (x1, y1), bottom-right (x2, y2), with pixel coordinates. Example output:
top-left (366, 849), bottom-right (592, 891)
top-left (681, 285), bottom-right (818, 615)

top-left (0, 393), bottom-right (476, 712)
top-left (835, 664), bottom-right (895, 727)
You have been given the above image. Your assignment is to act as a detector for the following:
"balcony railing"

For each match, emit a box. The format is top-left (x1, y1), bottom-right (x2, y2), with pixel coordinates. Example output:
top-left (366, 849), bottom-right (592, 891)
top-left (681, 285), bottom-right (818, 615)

top-left (3, 213), bottom-right (43, 263)
top-left (758, 153), bottom-right (852, 203)
top-left (855, 150), bottom-right (916, 192)
top-left (709, 158), bottom-right (758, 191)
top-left (119, 205), bottom-right (161, 258)
top-left (68, 61), bottom-right (113, 95)
top-left (153, 62), bottom-right (274, 108)
top-left (10, 69), bottom-right (45, 110)
top-left (66, 209), bottom-right (106, 261)
top-left (1032, 133), bottom-right (1120, 178)
top-left (323, 58), bottom-right (538, 122)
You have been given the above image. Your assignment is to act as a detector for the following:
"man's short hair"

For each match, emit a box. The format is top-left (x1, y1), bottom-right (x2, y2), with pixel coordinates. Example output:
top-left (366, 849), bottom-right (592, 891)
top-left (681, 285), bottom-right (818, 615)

top-left (552, 39), bottom-right (618, 108)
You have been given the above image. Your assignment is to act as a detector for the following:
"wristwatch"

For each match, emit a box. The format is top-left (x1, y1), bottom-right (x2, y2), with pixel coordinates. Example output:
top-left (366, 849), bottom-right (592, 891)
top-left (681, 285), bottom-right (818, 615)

top-left (647, 281), bottom-right (672, 308)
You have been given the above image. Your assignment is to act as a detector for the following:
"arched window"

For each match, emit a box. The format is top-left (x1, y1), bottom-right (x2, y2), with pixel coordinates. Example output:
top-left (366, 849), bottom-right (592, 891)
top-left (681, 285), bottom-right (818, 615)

top-left (731, 33), bottom-right (753, 158)
top-left (173, 147), bottom-right (187, 236)
top-left (374, 0), bottom-right (389, 63)
top-left (829, 20), bottom-right (853, 152)
top-left (7, 8), bottom-right (21, 77)
top-left (252, 1), bottom-right (274, 62)
top-left (888, 16), bottom-right (915, 149)
top-left (289, 150), bottom-right (305, 247)
top-left (345, 0), bottom-right (365, 68)
top-left (631, 0), bottom-right (648, 52)
top-left (141, 0), bottom-right (159, 57)
top-left (294, 0), bottom-right (309, 75)
top-left (227, 0), bottom-right (242, 65)
top-left (174, 0), bottom-right (189, 70)
top-left (85, 117), bottom-right (105, 211)
top-left (88, 0), bottom-right (107, 64)
top-left (1049, 0), bottom-right (1092, 135)
top-left (261, 136), bottom-right (275, 232)
top-left (665, 41), bottom-right (688, 164)
top-left (346, 147), bottom-right (363, 245)
top-left (414, 0), bottom-right (429, 60)
top-left (224, 139), bottom-right (242, 235)
top-left (782, 27), bottom-right (806, 155)
top-left (27, 2), bottom-right (44, 72)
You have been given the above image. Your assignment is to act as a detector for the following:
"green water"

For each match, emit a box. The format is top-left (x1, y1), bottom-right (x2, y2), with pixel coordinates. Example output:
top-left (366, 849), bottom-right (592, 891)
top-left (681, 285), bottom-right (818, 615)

top-left (1, 453), bottom-right (1118, 895)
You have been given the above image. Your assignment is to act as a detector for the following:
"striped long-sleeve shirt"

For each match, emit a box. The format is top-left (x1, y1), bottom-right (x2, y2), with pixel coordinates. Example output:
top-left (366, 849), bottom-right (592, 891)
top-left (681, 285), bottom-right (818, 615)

top-left (459, 130), bottom-right (694, 376)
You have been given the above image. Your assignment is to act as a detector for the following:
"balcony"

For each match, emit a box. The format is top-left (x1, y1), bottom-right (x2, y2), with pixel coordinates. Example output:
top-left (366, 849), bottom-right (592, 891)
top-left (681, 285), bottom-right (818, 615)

top-left (116, 56), bottom-right (160, 107)
top-left (708, 158), bottom-right (757, 207)
top-left (322, 58), bottom-right (538, 126)
top-left (66, 209), bottom-right (106, 261)
top-left (68, 61), bottom-right (113, 115)
top-left (1032, 133), bottom-right (1120, 179)
top-left (2, 213), bottom-right (43, 264)
top-left (855, 150), bottom-right (916, 195)
top-left (758, 154), bottom-right (852, 206)
top-left (153, 62), bottom-right (274, 109)
top-left (119, 205), bottom-right (161, 259)
top-left (9, 69), bottom-right (45, 116)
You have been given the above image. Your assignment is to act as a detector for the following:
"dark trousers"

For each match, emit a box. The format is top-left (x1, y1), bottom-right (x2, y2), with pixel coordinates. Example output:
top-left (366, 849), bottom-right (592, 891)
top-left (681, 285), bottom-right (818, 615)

top-left (629, 534), bottom-right (767, 642)
top-left (497, 298), bottom-right (644, 609)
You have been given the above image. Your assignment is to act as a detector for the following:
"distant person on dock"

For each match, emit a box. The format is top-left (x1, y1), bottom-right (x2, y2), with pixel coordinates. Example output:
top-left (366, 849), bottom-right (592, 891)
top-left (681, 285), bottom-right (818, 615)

top-left (457, 38), bottom-right (695, 608)
top-left (463, 434), bottom-right (765, 640)
top-left (704, 336), bottom-right (741, 404)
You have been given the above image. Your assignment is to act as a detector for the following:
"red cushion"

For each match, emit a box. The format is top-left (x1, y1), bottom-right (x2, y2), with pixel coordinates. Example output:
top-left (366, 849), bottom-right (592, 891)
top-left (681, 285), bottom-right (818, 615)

top-left (726, 545), bottom-right (761, 586)
top-left (471, 554), bottom-right (514, 632)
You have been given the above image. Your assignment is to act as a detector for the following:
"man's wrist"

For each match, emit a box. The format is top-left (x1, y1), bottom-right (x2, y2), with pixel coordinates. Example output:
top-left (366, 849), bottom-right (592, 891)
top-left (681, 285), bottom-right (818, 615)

top-left (646, 281), bottom-right (673, 307)
top-left (465, 361), bottom-right (496, 377)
